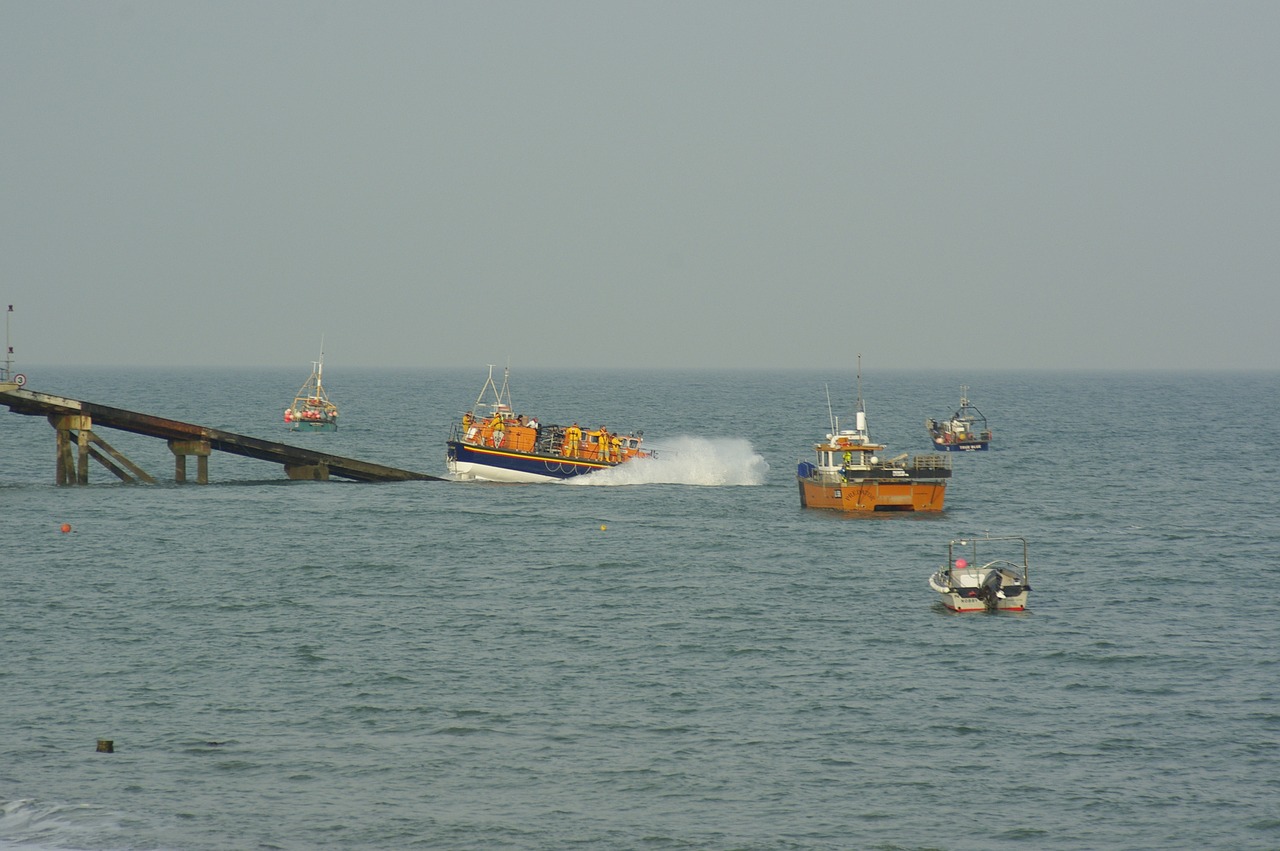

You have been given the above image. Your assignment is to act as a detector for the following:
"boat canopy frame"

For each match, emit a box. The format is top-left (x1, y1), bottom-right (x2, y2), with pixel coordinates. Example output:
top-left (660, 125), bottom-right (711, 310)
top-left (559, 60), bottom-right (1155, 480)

top-left (945, 535), bottom-right (1030, 585)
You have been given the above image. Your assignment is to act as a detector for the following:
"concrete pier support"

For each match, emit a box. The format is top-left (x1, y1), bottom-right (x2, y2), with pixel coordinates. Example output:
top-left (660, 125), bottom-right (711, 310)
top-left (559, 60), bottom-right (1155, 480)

top-left (169, 439), bottom-right (211, 484)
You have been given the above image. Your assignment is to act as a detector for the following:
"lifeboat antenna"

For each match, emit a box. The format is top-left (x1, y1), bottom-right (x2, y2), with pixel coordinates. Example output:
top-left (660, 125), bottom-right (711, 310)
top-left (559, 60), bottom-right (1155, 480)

top-left (498, 360), bottom-right (514, 412)
top-left (825, 384), bottom-right (838, 434)
top-left (475, 361), bottom-right (515, 416)
top-left (475, 364), bottom-right (498, 412)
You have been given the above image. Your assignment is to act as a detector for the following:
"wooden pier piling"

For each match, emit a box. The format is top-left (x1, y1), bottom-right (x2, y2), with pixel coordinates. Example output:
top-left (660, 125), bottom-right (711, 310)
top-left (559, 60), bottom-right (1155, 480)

top-left (52, 413), bottom-right (93, 485)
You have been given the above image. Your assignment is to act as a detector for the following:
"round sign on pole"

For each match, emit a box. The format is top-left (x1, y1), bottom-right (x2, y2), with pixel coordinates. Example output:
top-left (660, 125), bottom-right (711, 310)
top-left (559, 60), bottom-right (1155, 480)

top-left (14, 374), bottom-right (26, 386)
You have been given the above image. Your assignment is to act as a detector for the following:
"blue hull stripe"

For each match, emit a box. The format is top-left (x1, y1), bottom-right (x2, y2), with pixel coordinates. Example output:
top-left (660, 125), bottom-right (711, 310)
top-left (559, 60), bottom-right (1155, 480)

top-left (448, 441), bottom-right (611, 480)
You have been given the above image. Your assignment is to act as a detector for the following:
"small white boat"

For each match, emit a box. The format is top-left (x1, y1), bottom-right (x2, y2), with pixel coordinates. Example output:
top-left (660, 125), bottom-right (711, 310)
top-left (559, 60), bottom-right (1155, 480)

top-left (928, 535), bottom-right (1031, 612)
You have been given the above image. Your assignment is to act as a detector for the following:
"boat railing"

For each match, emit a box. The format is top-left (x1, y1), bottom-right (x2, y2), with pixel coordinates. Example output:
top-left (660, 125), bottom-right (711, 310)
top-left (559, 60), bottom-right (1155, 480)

top-left (909, 454), bottom-right (951, 472)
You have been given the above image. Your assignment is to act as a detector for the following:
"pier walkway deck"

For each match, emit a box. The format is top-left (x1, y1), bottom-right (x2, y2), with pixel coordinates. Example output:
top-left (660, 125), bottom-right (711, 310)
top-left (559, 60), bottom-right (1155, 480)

top-left (1, 385), bottom-right (442, 484)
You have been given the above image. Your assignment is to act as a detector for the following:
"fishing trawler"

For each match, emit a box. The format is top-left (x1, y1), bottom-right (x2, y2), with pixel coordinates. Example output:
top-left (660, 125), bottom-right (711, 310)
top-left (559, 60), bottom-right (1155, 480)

top-left (446, 365), bottom-right (652, 483)
top-left (928, 535), bottom-right (1031, 612)
top-left (797, 362), bottom-right (951, 512)
top-left (284, 346), bottom-right (339, 431)
top-left (926, 386), bottom-right (991, 451)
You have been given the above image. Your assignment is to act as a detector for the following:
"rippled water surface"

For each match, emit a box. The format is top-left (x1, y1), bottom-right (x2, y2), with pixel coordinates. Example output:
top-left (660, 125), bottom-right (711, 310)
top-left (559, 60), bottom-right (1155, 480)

top-left (2, 368), bottom-right (1278, 850)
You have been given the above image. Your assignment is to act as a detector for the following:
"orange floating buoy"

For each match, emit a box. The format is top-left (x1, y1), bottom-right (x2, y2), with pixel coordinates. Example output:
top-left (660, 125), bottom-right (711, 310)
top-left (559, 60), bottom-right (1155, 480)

top-left (60, 523), bottom-right (72, 534)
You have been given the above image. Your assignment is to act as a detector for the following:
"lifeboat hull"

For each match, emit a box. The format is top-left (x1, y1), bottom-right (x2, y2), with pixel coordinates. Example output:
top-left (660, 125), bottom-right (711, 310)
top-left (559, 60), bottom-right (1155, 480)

top-left (447, 440), bottom-right (619, 483)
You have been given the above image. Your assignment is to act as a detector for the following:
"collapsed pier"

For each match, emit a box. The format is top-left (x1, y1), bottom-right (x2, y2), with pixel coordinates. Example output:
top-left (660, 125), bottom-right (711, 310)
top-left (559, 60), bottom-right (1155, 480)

top-left (0, 384), bottom-right (441, 485)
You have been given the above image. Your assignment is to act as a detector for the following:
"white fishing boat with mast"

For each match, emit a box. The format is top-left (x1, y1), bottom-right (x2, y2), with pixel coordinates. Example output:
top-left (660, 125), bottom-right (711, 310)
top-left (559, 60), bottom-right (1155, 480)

top-left (926, 385), bottom-right (992, 451)
top-left (284, 341), bottom-right (339, 431)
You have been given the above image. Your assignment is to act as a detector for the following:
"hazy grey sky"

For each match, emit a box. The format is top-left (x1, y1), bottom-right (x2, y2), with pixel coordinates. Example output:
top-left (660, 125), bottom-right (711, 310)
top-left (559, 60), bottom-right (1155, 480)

top-left (3, 1), bottom-right (1277, 370)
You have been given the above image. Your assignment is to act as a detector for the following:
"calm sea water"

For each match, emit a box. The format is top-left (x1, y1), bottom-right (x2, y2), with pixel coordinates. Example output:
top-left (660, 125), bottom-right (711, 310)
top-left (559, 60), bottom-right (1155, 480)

top-left (2, 367), bottom-right (1278, 850)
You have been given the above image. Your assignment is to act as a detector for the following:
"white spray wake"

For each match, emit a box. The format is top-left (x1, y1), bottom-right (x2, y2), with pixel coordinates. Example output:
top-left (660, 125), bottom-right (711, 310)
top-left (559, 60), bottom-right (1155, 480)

top-left (566, 435), bottom-right (769, 486)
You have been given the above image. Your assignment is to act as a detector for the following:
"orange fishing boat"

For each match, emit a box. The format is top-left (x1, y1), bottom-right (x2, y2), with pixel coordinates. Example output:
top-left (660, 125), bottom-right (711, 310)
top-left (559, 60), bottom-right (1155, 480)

top-left (797, 362), bottom-right (950, 512)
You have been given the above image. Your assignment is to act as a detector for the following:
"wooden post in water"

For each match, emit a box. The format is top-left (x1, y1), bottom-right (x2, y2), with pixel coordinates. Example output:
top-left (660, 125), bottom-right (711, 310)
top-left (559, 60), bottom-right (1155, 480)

top-left (96, 739), bottom-right (114, 753)
top-left (78, 419), bottom-right (90, 483)
top-left (54, 418), bottom-right (70, 485)
top-left (51, 413), bottom-right (93, 485)
top-left (168, 439), bottom-right (211, 484)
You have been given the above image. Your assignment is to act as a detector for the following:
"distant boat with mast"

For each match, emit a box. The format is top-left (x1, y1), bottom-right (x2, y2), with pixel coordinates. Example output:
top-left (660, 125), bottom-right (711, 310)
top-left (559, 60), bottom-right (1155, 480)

top-left (284, 344), bottom-right (339, 431)
top-left (926, 385), bottom-right (992, 451)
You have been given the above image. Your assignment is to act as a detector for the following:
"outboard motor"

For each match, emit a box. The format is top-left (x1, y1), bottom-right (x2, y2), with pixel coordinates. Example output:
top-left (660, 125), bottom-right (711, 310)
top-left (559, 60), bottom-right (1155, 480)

top-left (978, 571), bottom-right (1004, 611)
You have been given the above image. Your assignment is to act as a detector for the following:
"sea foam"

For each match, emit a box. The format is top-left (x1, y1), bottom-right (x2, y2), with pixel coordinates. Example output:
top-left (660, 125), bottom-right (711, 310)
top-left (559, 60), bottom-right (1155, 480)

top-left (566, 435), bottom-right (768, 486)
